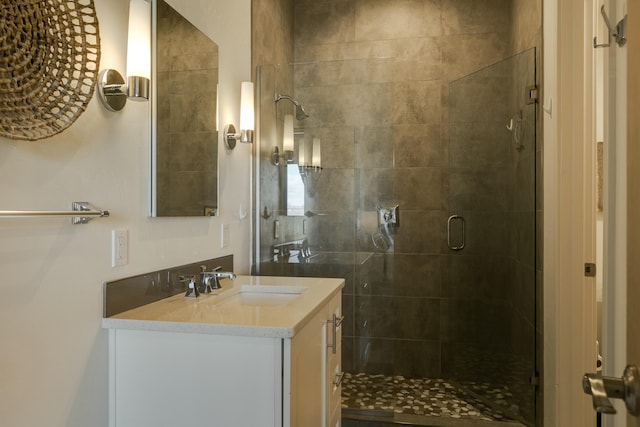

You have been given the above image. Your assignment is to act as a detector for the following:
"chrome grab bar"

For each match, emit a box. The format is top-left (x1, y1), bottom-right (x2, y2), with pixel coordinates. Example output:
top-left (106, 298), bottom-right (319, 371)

top-left (327, 313), bottom-right (344, 355)
top-left (447, 214), bottom-right (465, 251)
top-left (0, 202), bottom-right (110, 225)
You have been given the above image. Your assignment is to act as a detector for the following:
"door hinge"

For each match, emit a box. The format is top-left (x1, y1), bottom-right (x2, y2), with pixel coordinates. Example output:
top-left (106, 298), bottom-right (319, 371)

top-left (585, 262), bottom-right (597, 277)
top-left (530, 373), bottom-right (540, 387)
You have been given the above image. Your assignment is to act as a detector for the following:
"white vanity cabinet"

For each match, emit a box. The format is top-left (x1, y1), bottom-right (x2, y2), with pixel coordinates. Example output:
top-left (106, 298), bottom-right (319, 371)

top-left (106, 284), bottom-right (342, 427)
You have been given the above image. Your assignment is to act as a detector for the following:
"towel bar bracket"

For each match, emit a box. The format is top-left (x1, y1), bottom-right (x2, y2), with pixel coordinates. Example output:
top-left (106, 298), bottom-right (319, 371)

top-left (71, 202), bottom-right (110, 224)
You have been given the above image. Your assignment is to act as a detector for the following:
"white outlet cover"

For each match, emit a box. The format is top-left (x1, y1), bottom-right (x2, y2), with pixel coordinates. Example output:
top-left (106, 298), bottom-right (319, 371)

top-left (112, 229), bottom-right (128, 267)
top-left (221, 224), bottom-right (230, 248)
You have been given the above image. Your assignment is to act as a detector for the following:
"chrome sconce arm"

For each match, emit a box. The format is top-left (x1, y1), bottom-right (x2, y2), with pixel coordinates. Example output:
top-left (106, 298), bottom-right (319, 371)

top-left (98, 70), bottom-right (150, 111)
top-left (271, 146), bottom-right (294, 165)
top-left (224, 124), bottom-right (254, 149)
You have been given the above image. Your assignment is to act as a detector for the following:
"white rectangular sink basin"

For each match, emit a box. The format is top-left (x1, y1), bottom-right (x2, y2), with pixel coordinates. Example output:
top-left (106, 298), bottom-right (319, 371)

top-left (224, 285), bottom-right (308, 306)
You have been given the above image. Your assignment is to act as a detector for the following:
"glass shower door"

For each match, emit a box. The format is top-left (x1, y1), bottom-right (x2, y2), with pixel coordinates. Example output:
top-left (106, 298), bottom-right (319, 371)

top-left (447, 48), bottom-right (538, 425)
top-left (255, 51), bottom-right (538, 426)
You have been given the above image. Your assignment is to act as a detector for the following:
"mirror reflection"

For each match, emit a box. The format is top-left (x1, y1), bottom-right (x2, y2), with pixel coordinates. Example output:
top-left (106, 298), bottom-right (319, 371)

top-left (286, 163), bottom-right (304, 216)
top-left (152, 0), bottom-right (219, 217)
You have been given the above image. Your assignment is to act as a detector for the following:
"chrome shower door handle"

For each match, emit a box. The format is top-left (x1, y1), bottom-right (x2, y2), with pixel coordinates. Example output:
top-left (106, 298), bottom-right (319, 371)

top-left (447, 215), bottom-right (465, 251)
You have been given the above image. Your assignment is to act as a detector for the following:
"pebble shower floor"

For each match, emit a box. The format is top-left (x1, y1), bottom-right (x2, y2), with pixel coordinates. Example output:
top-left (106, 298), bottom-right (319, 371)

top-left (341, 372), bottom-right (519, 422)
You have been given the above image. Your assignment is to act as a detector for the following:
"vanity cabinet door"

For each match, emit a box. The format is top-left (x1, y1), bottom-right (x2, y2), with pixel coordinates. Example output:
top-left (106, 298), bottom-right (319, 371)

top-left (324, 294), bottom-right (343, 426)
top-left (286, 305), bottom-right (326, 426)
top-left (109, 329), bottom-right (283, 427)
top-left (285, 291), bottom-right (342, 427)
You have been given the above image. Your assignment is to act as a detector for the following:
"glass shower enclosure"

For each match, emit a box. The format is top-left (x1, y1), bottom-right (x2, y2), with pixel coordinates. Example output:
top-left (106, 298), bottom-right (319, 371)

top-left (254, 48), bottom-right (538, 426)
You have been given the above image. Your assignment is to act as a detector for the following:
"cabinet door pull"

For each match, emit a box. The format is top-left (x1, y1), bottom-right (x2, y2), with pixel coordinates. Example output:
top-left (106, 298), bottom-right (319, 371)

top-left (327, 314), bottom-right (344, 354)
top-left (334, 372), bottom-right (345, 387)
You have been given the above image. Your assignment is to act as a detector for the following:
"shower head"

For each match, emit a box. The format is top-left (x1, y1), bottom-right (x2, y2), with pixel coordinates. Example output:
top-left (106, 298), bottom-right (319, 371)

top-left (295, 103), bottom-right (309, 121)
top-left (275, 94), bottom-right (310, 120)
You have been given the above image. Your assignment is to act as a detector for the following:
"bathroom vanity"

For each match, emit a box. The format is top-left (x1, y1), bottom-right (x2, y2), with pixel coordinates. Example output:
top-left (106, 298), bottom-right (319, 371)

top-left (102, 275), bottom-right (343, 427)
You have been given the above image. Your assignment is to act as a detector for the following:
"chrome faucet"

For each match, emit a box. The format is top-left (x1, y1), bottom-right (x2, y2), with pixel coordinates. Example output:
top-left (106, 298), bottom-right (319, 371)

top-left (292, 238), bottom-right (311, 259)
top-left (200, 266), bottom-right (236, 293)
top-left (272, 238), bottom-right (312, 261)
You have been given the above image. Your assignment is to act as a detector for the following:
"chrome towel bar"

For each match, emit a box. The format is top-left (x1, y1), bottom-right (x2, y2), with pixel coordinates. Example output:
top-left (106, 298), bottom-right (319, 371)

top-left (0, 202), bottom-right (110, 224)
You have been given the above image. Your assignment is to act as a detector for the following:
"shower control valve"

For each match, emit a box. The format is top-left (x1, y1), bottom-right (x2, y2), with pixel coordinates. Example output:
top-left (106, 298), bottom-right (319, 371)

top-left (377, 205), bottom-right (399, 227)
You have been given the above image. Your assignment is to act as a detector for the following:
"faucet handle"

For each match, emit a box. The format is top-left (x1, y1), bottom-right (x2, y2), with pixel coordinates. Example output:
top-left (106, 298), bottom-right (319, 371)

top-left (202, 276), bottom-right (216, 293)
top-left (179, 275), bottom-right (199, 299)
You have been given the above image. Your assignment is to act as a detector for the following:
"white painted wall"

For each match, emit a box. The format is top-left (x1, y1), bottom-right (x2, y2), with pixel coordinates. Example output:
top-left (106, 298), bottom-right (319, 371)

top-left (0, 1), bottom-right (252, 426)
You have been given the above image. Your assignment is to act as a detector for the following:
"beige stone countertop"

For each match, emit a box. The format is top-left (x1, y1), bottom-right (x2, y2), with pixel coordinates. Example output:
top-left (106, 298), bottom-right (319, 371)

top-left (102, 275), bottom-right (344, 338)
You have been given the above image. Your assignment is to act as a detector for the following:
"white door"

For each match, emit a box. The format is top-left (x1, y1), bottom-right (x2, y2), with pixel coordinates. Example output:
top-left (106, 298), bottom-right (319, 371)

top-left (626, 2), bottom-right (639, 427)
top-left (544, 0), bottom-right (639, 425)
top-left (596, 0), bottom-right (639, 425)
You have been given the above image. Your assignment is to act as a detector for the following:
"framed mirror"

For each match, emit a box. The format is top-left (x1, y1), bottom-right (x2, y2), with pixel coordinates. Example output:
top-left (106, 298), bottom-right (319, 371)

top-left (151, 0), bottom-right (219, 217)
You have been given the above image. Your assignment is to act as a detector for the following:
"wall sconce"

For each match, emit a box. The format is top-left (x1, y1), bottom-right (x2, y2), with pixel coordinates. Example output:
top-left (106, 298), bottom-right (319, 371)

top-left (97, 0), bottom-right (150, 111)
top-left (299, 138), bottom-right (322, 194)
top-left (272, 114), bottom-right (295, 165)
top-left (224, 81), bottom-right (255, 149)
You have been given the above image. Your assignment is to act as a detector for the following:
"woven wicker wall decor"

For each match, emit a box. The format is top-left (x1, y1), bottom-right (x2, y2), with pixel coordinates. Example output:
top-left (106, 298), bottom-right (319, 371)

top-left (0, 0), bottom-right (101, 141)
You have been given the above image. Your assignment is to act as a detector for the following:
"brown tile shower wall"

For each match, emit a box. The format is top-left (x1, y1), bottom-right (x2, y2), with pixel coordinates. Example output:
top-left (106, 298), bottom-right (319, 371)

top-left (291, 0), bottom-right (513, 379)
top-left (251, 0), bottom-right (300, 263)
top-left (156, 1), bottom-right (218, 216)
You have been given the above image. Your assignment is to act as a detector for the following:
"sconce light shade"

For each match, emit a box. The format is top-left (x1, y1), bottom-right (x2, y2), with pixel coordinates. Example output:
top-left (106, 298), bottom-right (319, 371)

top-left (299, 138), bottom-right (323, 194)
top-left (225, 81), bottom-right (255, 149)
top-left (312, 138), bottom-right (322, 167)
top-left (126, 0), bottom-right (151, 100)
top-left (299, 140), bottom-right (306, 165)
top-left (271, 114), bottom-right (295, 165)
top-left (283, 114), bottom-right (294, 152)
top-left (240, 81), bottom-right (254, 132)
top-left (97, 0), bottom-right (150, 111)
